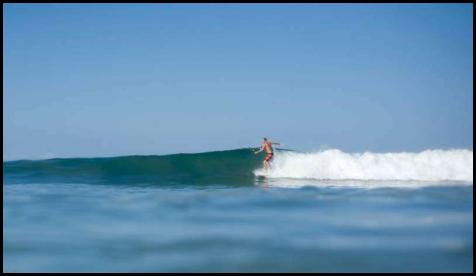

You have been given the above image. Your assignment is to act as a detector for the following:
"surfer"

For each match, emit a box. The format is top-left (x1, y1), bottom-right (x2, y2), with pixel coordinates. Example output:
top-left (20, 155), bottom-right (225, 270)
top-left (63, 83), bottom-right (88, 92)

top-left (254, 137), bottom-right (280, 171)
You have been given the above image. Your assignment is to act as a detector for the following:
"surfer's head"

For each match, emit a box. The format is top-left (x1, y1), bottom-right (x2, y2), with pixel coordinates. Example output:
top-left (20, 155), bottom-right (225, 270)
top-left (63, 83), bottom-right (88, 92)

top-left (263, 137), bottom-right (267, 141)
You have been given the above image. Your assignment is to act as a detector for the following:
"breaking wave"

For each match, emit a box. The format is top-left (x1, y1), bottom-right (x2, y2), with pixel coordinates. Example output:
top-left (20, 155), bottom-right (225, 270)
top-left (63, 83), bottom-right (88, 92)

top-left (254, 149), bottom-right (473, 182)
top-left (3, 148), bottom-right (473, 187)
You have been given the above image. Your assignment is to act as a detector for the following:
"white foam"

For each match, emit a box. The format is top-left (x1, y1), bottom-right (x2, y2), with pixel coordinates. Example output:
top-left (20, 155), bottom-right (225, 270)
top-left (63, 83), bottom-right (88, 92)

top-left (254, 149), bottom-right (473, 183)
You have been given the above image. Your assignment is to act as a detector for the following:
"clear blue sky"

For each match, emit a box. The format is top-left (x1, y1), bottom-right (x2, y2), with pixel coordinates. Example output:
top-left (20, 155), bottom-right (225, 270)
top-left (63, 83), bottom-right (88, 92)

top-left (3, 4), bottom-right (473, 160)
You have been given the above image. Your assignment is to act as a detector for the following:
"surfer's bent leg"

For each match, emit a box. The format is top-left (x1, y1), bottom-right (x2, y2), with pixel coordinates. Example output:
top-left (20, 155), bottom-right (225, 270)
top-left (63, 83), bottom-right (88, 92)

top-left (263, 153), bottom-right (273, 171)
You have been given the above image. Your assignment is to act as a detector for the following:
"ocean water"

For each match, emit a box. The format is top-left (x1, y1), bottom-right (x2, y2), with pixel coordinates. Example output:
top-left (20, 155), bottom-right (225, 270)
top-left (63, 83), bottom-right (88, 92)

top-left (3, 148), bottom-right (473, 272)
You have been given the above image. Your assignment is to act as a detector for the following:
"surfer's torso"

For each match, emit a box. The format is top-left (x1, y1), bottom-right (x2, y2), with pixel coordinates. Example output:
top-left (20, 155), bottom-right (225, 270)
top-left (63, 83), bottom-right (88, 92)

top-left (263, 142), bottom-right (274, 153)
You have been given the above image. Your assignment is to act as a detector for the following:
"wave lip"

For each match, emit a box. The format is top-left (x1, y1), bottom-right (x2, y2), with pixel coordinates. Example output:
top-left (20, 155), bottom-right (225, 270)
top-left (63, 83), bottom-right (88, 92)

top-left (255, 149), bottom-right (473, 182)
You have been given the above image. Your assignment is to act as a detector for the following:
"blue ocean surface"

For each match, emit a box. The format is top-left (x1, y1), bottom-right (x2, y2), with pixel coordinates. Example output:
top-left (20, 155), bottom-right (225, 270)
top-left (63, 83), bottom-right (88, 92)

top-left (3, 149), bottom-right (473, 272)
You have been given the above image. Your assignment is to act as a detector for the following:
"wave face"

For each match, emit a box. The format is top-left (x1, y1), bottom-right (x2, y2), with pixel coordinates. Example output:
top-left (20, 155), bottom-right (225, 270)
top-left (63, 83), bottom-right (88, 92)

top-left (255, 149), bottom-right (473, 182)
top-left (3, 149), bottom-right (260, 186)
top-left (3, 148), bottom-right (473, 187)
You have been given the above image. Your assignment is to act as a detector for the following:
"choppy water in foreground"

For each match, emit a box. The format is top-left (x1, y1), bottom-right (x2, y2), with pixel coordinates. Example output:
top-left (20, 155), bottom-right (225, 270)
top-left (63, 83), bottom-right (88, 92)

top-left (3, 148), bottom-right (473, 272)
top-left (3, 182), bottom-right (472, 272)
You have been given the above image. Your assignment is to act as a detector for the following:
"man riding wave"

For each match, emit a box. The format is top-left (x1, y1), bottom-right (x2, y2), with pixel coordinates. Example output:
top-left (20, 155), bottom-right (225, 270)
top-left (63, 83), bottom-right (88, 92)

top-left (255, 137), bottom-right (280, 171)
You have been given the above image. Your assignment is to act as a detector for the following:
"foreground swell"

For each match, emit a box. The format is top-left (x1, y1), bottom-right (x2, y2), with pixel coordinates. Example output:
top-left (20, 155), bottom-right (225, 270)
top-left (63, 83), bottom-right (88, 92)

top-left (3, 183), bottom-right (473, 272)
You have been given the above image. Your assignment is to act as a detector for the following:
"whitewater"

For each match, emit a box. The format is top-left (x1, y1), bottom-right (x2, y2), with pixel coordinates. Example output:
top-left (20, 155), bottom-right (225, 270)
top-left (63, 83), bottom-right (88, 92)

top-left (255, 149), bottom-right (473, 183)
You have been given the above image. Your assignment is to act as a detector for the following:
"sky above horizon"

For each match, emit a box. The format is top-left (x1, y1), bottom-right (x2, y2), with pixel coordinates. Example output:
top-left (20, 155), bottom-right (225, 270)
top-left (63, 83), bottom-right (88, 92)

top-left (3, 4), bottom-right (473, 160)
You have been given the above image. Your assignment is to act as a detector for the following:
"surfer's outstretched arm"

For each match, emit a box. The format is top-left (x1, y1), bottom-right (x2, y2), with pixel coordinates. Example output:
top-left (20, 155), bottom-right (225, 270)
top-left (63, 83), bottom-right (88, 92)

top-left (255, 145), bottom-right (264, 154)
top-left (271, 142), bottom-right (281, 145)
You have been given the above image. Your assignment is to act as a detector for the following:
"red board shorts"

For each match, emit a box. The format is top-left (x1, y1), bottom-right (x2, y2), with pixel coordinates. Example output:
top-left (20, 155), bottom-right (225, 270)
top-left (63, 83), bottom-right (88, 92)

top-left (264, 152), bottom-right (274, 162)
